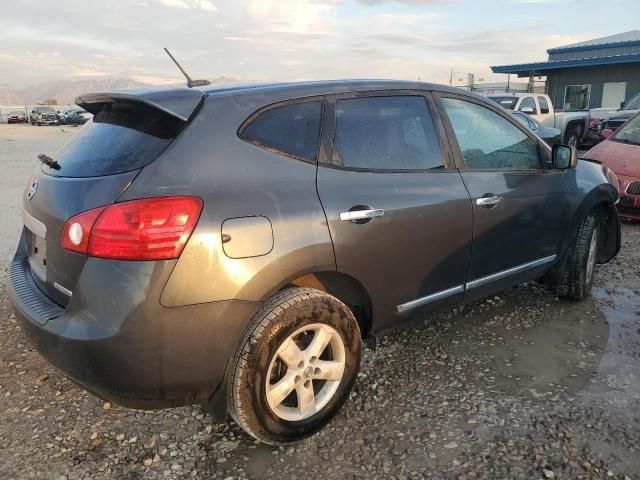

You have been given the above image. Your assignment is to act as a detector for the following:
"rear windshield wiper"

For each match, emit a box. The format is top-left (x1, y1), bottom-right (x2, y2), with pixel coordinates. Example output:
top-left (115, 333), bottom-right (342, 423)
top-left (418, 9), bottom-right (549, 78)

top-left (38, 153), bottom-right (61, 170)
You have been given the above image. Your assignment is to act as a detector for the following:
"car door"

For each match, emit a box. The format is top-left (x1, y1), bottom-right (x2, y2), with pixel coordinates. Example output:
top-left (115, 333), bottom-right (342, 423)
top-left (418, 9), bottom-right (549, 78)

top-left (434, 93), bottom-right (571, 300)
top-left (316, 92), bottom-right (473, 331)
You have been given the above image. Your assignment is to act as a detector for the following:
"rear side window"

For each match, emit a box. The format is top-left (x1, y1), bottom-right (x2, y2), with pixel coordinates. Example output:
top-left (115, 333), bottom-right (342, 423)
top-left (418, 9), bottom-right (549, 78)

top-left (333, 96), bottom-right (443, 170)
top-left (240, 101), bottom-right (322, 162)
top-left (47, 101), bottom-right (183, 178)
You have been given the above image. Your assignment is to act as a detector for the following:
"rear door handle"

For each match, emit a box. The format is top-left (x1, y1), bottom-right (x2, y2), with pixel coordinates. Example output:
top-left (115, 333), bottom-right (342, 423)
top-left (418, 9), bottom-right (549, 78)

top-left (339, 209), bottom-right (385, 222)
top-left (475, 195), bottom-right (502, 207)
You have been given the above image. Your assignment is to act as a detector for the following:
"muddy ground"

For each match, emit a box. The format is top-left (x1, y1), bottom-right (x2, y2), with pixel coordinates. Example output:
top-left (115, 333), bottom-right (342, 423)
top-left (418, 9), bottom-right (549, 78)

top-left (0, 124), bottom-right (639, 479)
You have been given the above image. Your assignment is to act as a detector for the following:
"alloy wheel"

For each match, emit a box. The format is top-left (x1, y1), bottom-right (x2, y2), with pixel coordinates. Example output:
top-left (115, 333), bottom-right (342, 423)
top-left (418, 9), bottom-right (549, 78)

top-left (265, 323), bottom-right (346, 422)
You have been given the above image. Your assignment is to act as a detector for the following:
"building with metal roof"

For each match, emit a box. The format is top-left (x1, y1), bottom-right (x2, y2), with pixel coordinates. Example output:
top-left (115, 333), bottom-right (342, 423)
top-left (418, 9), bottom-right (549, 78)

top-left (491, 31), bottom-right (640, 110)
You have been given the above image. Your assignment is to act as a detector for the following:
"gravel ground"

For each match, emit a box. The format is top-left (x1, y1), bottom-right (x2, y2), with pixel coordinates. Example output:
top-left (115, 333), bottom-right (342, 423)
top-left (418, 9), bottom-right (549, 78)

top-left (1, 124), bottom-right (639, 479)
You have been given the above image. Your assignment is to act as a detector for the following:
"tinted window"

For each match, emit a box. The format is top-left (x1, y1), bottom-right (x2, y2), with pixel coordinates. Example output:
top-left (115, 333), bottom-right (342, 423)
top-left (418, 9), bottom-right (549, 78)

top-left (538, 96), bottom-right (550, 114)
top-left (442, 98), bottom-right (541, 170)
top-left (518, 96), bottom-right (538, 114)
top-left (488, 96), bottom-right (517, 110)
top-left (241, 101), bottom-right (322, 161)
top-left (334, 96), bottom-right (443, 170)
top-left (47, 101), bottom-right (183, 178)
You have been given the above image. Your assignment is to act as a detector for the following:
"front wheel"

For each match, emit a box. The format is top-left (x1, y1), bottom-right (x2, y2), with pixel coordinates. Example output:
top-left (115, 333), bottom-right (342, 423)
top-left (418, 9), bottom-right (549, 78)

top-left (228, 288), bottom-right (361, 444)
top-left (564, 127), bottom-right (580, 148)
top-left (558, 212), bottom-right (600, 300)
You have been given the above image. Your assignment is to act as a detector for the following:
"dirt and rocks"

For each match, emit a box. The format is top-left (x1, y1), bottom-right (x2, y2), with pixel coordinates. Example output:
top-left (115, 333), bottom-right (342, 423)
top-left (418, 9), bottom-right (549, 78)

top-left (0, 124), bottom-right (639, 479)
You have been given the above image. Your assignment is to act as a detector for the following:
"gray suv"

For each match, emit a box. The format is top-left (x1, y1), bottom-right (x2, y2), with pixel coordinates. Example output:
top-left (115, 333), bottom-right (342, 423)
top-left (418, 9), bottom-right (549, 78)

top-left (8, 80), bottom-right (620, 444)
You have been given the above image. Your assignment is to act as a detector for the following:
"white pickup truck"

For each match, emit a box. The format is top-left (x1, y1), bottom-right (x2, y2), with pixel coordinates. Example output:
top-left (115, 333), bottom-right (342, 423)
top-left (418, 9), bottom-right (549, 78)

top-left (487, 93), bottom-right (591, 147)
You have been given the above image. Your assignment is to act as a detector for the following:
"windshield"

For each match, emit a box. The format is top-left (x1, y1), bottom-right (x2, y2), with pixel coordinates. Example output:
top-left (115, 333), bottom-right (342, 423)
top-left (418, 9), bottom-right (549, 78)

top-left (9, 111), bottom-right (24, 115)
top-left (622, 95), bottom-right (640, 111)
top-left (488, 96), bottom-right (518, 110)
top-left (612, 114), bottom-right (640, 145)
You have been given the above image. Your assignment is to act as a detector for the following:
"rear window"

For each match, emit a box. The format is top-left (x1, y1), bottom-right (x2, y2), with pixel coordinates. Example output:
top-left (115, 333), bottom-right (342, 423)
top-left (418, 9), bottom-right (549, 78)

top-left (44, 101), bottom-right (183, 178)
top-left (488, 96), bottom-right (518, 110)
top-left (240, 101), bottom-right (322, 162)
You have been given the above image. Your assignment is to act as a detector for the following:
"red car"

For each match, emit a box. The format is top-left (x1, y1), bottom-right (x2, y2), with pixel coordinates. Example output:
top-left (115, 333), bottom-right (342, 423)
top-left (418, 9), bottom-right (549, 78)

top-left (583, 112), bottom-right (640, 221)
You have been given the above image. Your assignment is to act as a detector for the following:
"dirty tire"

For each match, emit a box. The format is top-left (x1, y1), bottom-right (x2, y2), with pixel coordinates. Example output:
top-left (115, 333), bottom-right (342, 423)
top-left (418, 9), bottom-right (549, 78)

top-left (558, 212), bottom-right (600, 300)
top-left (228, 288), bottom-right (361, 445)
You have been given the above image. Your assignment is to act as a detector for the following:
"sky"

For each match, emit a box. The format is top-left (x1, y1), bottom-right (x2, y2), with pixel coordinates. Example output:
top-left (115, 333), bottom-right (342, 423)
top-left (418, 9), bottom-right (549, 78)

top-left (1, 0), bottom-right (639, 88)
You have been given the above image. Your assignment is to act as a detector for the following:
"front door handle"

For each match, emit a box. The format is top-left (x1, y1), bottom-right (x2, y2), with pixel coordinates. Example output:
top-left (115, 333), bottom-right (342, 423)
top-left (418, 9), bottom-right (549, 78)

top-left (475, 195), bottom-right (502, 207)
top-left (339, 208), bottom-right (385, 222)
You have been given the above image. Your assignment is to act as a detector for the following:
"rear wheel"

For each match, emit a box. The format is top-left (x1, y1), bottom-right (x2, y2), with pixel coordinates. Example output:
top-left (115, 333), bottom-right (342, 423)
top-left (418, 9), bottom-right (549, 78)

top-left (558, 212), bottom-right (600, 300)
top-left (228, 288), bottom-right (361, 444)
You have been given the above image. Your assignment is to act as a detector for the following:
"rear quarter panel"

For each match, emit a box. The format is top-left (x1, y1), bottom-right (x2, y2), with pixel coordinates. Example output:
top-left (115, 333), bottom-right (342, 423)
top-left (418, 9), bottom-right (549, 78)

top-left (120, 93), bottom-right (335, 306)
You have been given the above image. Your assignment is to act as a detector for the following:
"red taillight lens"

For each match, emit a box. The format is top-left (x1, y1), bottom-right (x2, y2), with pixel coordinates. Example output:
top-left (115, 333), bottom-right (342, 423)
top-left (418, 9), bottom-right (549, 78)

top-left (61, 196), bottom-right (203, 260)
top-left (61, 207), bottom-right (105, 255)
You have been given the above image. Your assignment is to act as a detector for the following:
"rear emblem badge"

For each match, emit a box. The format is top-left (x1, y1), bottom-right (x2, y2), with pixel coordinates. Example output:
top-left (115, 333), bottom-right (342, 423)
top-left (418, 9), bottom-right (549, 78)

top-left (27, 180), bottom-right (38, 201)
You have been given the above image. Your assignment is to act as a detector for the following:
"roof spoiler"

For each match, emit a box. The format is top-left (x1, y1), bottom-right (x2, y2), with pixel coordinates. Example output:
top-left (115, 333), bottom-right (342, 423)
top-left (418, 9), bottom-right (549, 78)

top-left (75, 87), bottom-right (205, 122)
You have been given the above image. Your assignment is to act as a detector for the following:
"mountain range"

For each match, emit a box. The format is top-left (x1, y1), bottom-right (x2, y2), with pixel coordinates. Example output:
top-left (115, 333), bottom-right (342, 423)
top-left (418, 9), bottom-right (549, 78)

top-left (0, 77), bottom-right (239, 106)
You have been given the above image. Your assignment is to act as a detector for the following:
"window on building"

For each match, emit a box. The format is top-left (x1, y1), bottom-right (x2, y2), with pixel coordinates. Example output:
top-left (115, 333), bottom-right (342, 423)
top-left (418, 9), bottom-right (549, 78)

top-left (563, 85), bottom-right (591, 110)
top-left (240, 101), bottom-right (322, 161)
top-left (333, 96), bottom-right (444, 170)
top-left (537, 96), bottom-right (550, 114)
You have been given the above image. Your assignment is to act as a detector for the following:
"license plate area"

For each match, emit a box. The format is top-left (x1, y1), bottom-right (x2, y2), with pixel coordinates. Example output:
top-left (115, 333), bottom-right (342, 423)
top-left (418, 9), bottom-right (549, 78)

top-left (23, 210), bottom-right (47, 282)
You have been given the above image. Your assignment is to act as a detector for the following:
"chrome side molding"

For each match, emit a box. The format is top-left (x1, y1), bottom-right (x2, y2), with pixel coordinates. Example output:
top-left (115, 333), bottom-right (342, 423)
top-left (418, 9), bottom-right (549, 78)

top-left (396, 285), bottom-right (464, 313)
top-left (466, 254), bottom-right (557, 290)
top-left (396, 254), bottom-right (558, 314)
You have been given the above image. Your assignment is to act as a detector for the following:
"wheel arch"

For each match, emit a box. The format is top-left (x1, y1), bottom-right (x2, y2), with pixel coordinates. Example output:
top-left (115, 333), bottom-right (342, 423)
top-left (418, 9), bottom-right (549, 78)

top-left (282, 271), bottom-right (374, 338)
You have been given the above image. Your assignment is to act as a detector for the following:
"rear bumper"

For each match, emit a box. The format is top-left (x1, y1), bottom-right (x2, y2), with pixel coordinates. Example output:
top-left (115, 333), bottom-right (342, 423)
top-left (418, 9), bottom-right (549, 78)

top-left (8, 239), bottom-right (260, 419)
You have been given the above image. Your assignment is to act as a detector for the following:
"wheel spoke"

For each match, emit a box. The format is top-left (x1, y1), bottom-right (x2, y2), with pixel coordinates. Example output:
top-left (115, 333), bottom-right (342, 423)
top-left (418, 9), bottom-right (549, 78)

top-left (305, 326), bottom-right (333, 359)
top-left (313, 360), bottom-right (344, 381)
top-left (277, 338), bottom-right (305, 369)
top-left (296, 382), bottom-right (316, 417)
top-left (266, 371), bottom-right (297, 410)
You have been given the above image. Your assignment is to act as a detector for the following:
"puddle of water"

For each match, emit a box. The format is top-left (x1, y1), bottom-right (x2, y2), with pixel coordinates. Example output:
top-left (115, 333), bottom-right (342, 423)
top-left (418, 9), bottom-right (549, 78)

top-left (581, 285), bottom-right (640, 411)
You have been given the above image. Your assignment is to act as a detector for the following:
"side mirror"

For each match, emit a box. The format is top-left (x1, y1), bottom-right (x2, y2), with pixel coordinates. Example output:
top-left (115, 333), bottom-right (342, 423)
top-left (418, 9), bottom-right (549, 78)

top-left (520, 107), bottom-right (534, 114)
top-left (620, 101), bottom-right (625, 110)
top-left (552, 144), bottom-right (577, 169)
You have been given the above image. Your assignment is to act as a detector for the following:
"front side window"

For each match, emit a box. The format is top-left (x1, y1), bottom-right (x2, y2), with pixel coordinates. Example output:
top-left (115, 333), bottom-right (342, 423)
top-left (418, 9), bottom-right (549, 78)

top-left (241, 101), bottom-right (322, 162)
top-left (441, 97), bottom-right (541, 170)
top-left (564, 85), bottom-right (591, 110)
top-left (518, 96), bottom-right (538, 114)
top-left (333, 96), bottom-right (443, 170)
top-left (537, 96), bottom-right (550, 114)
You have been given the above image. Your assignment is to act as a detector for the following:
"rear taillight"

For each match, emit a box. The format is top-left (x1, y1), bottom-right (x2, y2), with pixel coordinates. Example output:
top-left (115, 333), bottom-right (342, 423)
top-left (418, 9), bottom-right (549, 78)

top-left (61, 196), bottom-right (203, 260)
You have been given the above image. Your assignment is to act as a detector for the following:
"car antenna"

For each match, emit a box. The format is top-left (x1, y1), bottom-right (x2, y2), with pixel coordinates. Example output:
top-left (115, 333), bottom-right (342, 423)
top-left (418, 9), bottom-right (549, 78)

top-left (163, 47), bottom-right (211, 88)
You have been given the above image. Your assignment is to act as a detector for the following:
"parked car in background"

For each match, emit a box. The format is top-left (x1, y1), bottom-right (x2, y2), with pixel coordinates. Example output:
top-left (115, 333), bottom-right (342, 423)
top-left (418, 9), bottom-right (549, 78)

top-left (9, 81), bottom-right (620, 445)
top-left (30, 107), bottom-right (61, 126)
top-left (7, 110), bottom-right (27, 124)
top-left (488, 93), bottom-right (591, 147)
top-left (602, 93), bottom-right (640, 135)
top-left (61, 110), bottom-right (90, 126)
top-left (511, 111), bottom-right (562, 146)
top-left (582, 111), bottom-right (640, 221)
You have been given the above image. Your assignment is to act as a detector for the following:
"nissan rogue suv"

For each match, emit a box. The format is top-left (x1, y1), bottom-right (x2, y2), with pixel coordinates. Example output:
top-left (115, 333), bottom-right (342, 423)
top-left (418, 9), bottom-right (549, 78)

top-left (8, 80), bottom-right (620, 444)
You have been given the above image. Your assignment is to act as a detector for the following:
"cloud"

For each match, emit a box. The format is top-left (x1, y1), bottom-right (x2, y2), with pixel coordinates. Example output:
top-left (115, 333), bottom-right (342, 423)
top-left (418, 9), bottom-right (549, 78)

top-left (156, 0), bottom-right (217, 11)
top-left (356, 0), bottom-right (451, 5)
